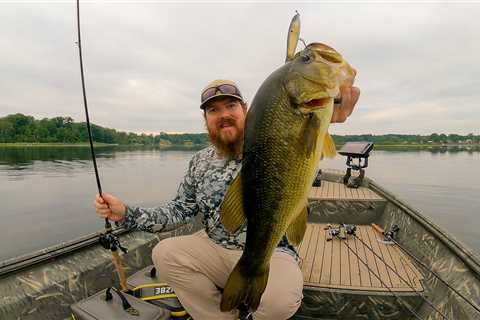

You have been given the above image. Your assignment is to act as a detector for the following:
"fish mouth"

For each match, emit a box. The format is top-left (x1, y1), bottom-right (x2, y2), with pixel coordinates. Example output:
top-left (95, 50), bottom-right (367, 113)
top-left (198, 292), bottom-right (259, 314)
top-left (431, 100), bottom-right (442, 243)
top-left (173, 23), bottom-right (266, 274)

top-left (304, 97), bottom-right (332, 109)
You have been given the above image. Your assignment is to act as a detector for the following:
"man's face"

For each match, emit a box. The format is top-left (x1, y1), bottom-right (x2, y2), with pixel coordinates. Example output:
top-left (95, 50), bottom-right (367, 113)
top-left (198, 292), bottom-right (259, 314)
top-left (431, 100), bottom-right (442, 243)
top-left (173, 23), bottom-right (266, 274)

top-left (204, 97), bottom-right (247, 158)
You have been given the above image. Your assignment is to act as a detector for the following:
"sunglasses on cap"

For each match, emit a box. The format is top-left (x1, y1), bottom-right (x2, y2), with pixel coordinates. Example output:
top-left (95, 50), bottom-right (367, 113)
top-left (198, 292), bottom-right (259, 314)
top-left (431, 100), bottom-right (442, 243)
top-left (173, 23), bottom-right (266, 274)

top-left (201, 84), bottom-right (243, 104)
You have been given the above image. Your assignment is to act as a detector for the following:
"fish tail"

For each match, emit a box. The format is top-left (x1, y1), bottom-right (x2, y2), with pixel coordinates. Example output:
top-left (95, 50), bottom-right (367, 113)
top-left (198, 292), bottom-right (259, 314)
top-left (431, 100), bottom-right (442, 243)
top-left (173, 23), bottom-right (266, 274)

top-left (220, 263), bottom-right (269, 312)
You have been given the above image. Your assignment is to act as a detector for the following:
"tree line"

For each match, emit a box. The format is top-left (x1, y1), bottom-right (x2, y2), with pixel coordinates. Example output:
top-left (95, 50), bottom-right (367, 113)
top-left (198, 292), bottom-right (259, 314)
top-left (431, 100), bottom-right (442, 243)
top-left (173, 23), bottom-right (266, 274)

top-left (0, 113), bottom-right (478, 146)
top-left (332, 133), bottom-right (479, 145)
top-left (0, 114), bottom-right (208, 146)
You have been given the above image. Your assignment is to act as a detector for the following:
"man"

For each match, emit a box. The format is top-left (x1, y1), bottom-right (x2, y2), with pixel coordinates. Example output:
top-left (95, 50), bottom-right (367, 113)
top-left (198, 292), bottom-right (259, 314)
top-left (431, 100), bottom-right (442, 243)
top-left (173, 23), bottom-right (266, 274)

top-left (95, 79), bottom-right (360, 319)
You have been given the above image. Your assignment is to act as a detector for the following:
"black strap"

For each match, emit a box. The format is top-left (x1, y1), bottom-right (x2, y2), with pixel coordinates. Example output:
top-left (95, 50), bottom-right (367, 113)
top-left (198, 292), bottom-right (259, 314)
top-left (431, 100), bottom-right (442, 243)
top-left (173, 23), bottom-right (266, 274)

top-left (105, 287), bottom-right (140, 316)
top-left (150, 266), bottom-right (157, 278)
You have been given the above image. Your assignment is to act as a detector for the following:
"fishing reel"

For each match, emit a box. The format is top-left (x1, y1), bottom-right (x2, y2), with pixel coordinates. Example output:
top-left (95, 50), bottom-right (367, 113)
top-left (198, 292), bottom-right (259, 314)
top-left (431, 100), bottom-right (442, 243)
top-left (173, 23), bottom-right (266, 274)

top-left (325, 223), bottom-right (357, 241)
top-left (99, 232), bottom-right (128, 254)
top-left (384, 225), bottom-right (400, 241)
top-left (344, 224), bottom-right (357, 236)
top-left (325, 225), bottom-right (340, 240)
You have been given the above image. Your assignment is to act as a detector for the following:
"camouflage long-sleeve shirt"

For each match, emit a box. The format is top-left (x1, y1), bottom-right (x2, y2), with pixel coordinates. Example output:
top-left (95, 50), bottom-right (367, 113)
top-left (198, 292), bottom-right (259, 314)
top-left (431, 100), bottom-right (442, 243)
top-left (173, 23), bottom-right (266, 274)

top-left (124, 145), bottom-right (298, 260)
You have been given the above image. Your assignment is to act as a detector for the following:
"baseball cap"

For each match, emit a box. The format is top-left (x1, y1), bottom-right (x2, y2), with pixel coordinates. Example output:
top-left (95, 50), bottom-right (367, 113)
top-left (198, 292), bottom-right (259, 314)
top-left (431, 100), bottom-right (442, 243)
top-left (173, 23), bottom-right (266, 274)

top-left (200, 79), bottom-right (245, 110)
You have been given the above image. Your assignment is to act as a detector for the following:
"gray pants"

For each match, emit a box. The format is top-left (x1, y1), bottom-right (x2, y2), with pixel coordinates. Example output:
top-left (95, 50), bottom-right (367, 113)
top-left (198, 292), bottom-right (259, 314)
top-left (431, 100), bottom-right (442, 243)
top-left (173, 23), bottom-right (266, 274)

top-left (152, 231), bottom-right (303, 319)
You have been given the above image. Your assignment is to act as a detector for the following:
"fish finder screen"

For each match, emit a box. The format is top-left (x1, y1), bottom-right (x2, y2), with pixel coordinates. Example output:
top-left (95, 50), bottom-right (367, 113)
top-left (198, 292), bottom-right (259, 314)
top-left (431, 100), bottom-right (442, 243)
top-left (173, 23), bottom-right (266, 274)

top-left (338, 142), bottom-right (374, 157)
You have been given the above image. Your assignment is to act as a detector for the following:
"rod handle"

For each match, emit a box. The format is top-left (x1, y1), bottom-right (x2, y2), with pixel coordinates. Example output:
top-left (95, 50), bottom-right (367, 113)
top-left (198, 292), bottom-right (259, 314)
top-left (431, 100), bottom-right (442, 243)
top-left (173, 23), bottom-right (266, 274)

top-left (371, 223), bottom-right (385, 235)
top-left (111, 250), bottom-right (128, 291)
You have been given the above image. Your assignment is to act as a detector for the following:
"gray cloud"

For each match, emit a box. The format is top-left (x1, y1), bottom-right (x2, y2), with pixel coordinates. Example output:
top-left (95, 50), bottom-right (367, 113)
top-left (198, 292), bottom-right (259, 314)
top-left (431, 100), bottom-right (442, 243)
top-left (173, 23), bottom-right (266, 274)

top-left (1, 1), bottom-right (479, 135)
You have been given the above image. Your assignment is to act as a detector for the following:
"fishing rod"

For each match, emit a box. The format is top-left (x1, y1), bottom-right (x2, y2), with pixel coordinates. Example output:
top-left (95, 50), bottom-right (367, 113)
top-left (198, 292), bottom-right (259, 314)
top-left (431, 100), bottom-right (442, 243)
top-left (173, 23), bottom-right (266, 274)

top-left (326, 224), bottom-right (449, 319)
top-left (76, 0), bottom-right (128, 292)
top-left (339, 237), bottom-right (424, 320)
top-left (372, 223), bottom-right (480, 315)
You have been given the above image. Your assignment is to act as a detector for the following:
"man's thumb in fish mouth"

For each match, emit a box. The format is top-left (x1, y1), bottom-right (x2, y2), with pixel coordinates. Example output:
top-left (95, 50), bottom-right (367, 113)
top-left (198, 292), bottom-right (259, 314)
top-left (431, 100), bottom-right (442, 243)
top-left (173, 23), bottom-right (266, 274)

top-left (331, 86), bottom-right (360, 123)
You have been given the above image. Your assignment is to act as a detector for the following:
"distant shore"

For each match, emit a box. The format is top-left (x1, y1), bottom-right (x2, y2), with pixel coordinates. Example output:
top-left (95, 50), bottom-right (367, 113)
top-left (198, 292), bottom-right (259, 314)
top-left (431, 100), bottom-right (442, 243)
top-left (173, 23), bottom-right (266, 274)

top-left (1, 142), bottom-right (478, 149)
top-left (0, 142), bottom-right (208, 149)
top-left (0, 143), bottom-right (118, 147)
top-left (372, 143), bottom-right (479, 147)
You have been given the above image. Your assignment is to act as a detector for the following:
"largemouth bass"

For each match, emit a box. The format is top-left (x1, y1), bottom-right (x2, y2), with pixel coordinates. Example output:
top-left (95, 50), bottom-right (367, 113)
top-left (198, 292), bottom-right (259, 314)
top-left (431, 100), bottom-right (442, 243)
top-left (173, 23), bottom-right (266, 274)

top-left (219, 42), bottom-right (356, 312)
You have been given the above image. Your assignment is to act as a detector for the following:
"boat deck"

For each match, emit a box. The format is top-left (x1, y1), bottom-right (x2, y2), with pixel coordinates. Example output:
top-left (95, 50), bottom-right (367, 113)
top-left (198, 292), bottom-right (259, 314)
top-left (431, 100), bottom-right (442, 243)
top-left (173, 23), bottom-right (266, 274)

top-left (298, 223), bottom-right (424, 293)
top-left (303, 177), bottom-right (423, 293)
top-left (309, 180), bottom-right (384, 201)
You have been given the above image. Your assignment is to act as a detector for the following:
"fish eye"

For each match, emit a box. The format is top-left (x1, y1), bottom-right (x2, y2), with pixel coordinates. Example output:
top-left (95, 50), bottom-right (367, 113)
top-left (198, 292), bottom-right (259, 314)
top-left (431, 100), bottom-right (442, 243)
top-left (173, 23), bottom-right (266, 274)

top-left (301, 53), bottom-right (313, 64)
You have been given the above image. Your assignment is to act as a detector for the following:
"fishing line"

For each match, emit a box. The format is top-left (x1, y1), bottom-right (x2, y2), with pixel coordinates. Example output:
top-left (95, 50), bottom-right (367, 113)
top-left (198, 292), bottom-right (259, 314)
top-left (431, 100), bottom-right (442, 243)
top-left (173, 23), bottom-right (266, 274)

top-left (353, 234), bottom-right (449, 320)
top-left (341, 239), bottom-right (424, 320)
top-left (298, 38), bottom-right (307, 49)
top-left (76, 0), bottom-right (128, 291)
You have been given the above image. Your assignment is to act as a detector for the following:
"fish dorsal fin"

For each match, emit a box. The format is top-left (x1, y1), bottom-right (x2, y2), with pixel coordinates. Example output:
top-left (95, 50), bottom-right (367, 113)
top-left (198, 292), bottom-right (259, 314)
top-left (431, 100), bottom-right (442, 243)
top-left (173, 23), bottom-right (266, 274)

top-left (322, 132), bottom-right (337, 159)
top-left (220, 172), bottom-right (246, 233)
top-left (286, 206), bottom-right (308, 246)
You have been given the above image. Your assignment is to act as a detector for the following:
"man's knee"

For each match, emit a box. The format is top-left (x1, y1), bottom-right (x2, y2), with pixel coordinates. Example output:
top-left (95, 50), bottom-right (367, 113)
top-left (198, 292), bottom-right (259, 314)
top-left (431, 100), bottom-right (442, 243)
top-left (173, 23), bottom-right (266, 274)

top-left (257, 288), bottom-right (302, 319)
top-left (152, 237), bottom-right (178, 279)
top-left (255, 254), bottom-right (304, 319)
top-left (256, 273), bottom-right (303, 319)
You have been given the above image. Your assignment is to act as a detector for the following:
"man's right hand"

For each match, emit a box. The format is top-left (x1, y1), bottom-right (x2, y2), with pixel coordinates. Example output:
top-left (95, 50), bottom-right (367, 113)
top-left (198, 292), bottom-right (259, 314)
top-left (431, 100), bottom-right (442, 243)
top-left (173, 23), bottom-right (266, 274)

top-left (94, 193), bottom-right (127, 222)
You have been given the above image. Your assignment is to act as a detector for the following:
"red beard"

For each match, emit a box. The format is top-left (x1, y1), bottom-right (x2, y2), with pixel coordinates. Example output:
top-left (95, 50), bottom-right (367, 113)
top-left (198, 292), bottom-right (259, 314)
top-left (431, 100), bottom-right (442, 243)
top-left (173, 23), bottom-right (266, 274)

top-left (207, 117), bottom-right (244, 159)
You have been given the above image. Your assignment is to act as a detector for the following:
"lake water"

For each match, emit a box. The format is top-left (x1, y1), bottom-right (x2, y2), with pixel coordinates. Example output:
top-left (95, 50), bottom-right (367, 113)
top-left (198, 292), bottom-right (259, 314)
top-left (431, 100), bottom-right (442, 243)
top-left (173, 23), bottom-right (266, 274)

top-left (0, 146), bottom-right (478, 261)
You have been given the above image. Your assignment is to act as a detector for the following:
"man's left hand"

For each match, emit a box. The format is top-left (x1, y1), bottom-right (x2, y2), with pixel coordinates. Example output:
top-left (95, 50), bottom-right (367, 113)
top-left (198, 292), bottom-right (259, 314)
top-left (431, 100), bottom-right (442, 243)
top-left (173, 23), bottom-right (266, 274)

top-left (331, 85), bottom-right (360, 123)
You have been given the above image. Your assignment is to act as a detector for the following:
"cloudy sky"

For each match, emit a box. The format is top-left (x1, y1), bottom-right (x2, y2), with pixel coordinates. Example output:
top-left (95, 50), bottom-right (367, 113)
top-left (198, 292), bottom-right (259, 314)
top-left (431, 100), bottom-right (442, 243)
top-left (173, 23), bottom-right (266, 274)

top-left (1, 1), bottom-right (479, 135)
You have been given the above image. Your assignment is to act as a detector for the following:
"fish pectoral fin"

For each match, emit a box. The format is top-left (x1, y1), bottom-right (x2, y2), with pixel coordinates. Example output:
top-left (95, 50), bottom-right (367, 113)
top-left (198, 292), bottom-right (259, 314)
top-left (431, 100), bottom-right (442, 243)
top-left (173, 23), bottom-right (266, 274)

top-left (304, 113), bottom-right (321, 157)
top-left (322, 131), bottom-right (337, 159)
top-left (286, 206), bottom-right (309, 246)
top-left (220, 172), bottom-right (246, 233)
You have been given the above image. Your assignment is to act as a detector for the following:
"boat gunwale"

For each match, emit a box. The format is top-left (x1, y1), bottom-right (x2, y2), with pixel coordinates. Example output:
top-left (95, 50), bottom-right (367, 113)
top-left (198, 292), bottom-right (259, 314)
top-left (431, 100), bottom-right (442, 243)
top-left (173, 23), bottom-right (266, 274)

top-left (0, 227), bottom-right (129, 277)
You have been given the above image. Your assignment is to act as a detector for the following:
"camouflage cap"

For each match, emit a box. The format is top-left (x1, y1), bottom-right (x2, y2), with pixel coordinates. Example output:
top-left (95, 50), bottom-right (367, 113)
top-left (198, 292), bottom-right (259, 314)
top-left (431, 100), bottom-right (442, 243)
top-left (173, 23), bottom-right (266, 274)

top-left (200, 79), bottom-right (245, 109)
